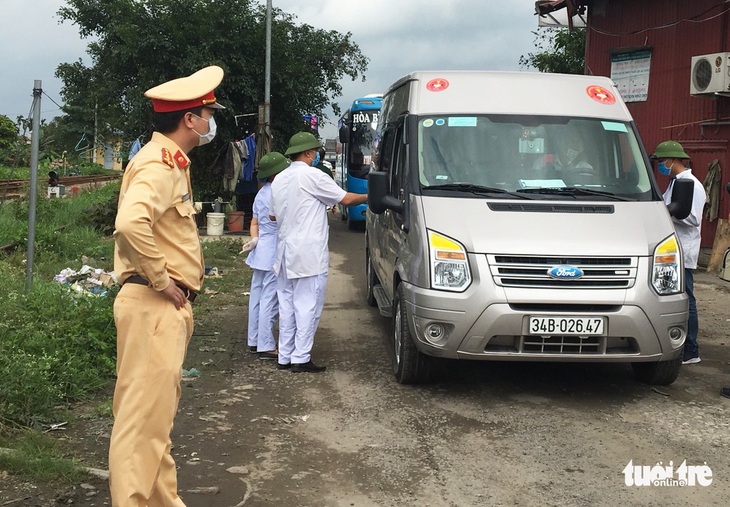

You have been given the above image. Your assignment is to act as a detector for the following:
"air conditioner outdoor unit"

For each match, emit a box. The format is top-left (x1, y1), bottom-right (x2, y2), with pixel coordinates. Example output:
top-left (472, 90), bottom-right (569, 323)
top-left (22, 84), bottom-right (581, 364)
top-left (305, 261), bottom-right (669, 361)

top-left (690, 52), bottom-right (730, 95)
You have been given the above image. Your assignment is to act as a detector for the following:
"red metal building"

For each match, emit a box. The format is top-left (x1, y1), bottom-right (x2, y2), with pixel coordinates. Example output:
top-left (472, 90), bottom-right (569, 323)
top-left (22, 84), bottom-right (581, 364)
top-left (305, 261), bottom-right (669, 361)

top-left (538, 0), bottom-right (730, 252)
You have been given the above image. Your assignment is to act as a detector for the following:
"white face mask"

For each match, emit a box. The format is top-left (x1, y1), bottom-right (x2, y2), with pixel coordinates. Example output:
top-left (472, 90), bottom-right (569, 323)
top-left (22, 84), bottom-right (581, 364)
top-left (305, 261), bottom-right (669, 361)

top-left (191, 114), bottom-right (217, 146)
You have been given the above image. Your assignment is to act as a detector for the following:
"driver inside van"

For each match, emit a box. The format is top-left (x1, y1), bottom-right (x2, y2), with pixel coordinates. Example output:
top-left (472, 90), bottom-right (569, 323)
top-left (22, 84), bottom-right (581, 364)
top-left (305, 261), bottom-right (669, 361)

top-left (532, 125), bottom-right (593, 183)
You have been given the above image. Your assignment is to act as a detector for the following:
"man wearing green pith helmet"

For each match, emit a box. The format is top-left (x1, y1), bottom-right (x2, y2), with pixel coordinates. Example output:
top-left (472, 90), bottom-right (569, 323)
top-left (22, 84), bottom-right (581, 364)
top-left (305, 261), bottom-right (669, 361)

top-left (651, 140), bottom-right (706, 366)
top-left (270, 132), bottom-right (367, 373)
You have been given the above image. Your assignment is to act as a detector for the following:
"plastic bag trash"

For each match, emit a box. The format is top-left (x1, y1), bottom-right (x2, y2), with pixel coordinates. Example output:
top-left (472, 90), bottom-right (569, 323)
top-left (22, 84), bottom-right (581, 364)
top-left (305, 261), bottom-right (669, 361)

top-left (182, 367), bottom-right (201, 378)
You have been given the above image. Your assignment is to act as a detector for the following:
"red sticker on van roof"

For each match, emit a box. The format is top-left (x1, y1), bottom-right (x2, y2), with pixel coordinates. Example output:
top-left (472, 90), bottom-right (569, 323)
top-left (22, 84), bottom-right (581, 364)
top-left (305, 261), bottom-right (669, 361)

top-left (586, 85), bottom-right (616, 105)
top-left (426, 79), bottom-right (449, 92)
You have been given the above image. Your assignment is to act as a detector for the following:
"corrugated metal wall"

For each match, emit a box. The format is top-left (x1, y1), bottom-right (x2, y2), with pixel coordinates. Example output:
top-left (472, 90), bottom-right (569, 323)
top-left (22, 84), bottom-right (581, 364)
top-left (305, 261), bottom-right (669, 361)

top-left (587, 0), bottom-right (730, 248)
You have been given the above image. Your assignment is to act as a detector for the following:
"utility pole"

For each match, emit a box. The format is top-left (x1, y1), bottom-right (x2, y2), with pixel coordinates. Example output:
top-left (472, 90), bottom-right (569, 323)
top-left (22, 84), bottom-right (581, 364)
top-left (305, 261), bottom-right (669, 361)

top-left (93, 101), bottom-right (98, 164)
top-left (25, 80), bottom-right (42, 291)
top-left (254, 0), bottom-right (273, 168)
top-left (264, 0), bottom-right (272, 137)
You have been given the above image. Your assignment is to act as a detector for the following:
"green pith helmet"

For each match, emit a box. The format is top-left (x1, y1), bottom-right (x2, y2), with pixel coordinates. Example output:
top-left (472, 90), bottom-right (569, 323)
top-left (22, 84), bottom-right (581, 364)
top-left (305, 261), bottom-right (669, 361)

top-left (652, 140), bottom-right (689, 159)
top-left (284, 131), bottom-right (322, 156)
top-left (257, 152), bottom-right (291, 180)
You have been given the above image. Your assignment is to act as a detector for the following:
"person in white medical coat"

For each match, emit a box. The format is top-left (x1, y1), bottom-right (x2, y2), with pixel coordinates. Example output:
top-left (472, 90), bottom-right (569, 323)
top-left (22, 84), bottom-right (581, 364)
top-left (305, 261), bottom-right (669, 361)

top-left (270, 132), bottom-right (367, 373)
top-left (243, 152), bottom-right (290, 360)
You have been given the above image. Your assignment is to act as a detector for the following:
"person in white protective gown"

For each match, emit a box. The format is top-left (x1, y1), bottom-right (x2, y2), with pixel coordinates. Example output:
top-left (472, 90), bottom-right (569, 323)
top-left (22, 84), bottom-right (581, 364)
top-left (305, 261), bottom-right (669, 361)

top-left (270, 132), bottom-right (368, 373)
top-left (242, 152), bottom-right (291, 360)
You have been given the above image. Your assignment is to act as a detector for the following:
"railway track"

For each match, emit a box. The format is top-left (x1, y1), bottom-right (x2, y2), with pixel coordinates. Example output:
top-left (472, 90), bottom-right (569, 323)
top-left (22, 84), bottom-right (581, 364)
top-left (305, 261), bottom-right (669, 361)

top-left (0, 173), bottom-right (121, 200)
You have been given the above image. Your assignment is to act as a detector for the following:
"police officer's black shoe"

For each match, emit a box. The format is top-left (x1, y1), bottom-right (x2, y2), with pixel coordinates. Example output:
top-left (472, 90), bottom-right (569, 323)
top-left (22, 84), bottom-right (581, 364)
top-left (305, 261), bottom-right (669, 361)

top-left (721, 387), bottom-right (730, 399)
top-left (249, 346), bottom-right (257, 353)
top-left (277, 363), bottom-right (291, 370)
top-left (258, 351), bottom-right (278, 360)
top-left (291, 361), bottom-right (326, 373)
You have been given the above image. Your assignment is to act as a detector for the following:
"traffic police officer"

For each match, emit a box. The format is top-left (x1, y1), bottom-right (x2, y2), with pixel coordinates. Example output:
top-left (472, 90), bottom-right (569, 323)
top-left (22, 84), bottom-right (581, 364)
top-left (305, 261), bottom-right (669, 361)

top-left (109, 65), bottom-right (224, 507)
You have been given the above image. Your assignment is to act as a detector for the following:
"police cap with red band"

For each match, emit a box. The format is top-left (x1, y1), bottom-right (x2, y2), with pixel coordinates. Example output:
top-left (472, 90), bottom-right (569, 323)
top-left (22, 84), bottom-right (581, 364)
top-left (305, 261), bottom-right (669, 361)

top-left (145, 65), bottom-right (225, 113)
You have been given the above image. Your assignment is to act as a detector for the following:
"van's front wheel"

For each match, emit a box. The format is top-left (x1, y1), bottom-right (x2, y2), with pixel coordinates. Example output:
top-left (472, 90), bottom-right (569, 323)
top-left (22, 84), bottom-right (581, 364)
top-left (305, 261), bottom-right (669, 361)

top-left (631, 355), bottom-right (682, 385)
top-left (392, 284), bottom-right (432, 384)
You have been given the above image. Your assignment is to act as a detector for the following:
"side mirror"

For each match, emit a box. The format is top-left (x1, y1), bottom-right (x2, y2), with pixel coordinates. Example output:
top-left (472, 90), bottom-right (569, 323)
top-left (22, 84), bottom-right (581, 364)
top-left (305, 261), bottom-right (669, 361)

top-left (338, 124), bottom-right (350, 144)
top-left (368, 171), bottom-right (402, 215)
top-left (667, 179), bottom-right (694, 220)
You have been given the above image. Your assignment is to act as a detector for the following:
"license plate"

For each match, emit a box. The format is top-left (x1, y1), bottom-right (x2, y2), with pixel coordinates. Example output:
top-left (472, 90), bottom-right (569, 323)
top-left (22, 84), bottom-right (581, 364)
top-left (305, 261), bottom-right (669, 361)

top-left (528, 316), bottom-right (605, 336)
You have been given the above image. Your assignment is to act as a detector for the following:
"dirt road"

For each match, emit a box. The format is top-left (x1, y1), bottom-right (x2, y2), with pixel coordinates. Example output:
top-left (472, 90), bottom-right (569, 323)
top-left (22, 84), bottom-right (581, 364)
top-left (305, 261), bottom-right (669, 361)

top-left (4, 213), bottom-right (730, 506)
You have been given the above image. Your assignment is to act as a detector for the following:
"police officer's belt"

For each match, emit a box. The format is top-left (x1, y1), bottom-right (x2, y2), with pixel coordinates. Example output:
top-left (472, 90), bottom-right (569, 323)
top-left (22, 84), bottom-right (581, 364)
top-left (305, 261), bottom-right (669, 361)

top-left (124, 274), bottom-right (198, 303)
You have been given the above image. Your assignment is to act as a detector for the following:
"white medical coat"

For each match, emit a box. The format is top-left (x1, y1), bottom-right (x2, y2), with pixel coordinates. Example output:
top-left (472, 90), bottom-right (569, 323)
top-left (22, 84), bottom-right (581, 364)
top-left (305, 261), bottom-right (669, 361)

top-left (271, 161), bottom-right (346, 278)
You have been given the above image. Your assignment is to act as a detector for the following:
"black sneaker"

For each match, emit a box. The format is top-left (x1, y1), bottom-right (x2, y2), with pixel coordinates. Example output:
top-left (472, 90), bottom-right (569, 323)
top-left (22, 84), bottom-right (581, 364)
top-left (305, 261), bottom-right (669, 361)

top-left (721, 388), bottom-right (730, 399)
top-left (258, 351), bottom-right (278, 360)
top-left (277, 363), bottom-right (291, 370)
top-left (291, 361), bottom-right (326, 373)
top-left (249, 346), bottom-right (257, 353)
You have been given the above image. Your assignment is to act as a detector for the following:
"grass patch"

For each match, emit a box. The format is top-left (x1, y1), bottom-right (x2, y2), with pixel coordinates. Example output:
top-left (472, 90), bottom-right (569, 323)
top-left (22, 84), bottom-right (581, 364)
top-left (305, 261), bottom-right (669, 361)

top-left (201, 237), bottom-right (252, 307)
top-left (0, 184), bottom-right (119, 428)
top-left (0, 429), bottom-right (87, 482)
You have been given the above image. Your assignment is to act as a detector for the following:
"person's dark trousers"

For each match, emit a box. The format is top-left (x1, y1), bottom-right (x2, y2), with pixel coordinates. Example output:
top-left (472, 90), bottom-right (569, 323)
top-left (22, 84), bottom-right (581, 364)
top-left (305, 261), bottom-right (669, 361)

top-left (684, 268), bottom-right (699, 359)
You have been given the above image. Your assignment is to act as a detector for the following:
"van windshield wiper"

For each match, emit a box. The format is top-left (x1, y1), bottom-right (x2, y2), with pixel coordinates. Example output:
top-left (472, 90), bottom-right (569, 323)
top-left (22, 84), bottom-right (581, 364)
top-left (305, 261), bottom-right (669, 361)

top-left (517, 186), bottom-right (633, 201)
top-left (426, 183), bottom-right (534, 200)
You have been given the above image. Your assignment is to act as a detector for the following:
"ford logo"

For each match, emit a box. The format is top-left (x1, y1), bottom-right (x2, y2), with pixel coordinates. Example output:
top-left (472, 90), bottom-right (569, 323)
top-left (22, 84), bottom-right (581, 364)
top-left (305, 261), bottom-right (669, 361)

top-left (548, 265), bottom-right (584, 279)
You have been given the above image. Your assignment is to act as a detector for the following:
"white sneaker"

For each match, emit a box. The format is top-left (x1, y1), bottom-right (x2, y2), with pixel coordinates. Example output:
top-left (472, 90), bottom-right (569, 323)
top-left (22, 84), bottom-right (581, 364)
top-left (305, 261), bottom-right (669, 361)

top-left (682, 356), bottom-right (701, 365)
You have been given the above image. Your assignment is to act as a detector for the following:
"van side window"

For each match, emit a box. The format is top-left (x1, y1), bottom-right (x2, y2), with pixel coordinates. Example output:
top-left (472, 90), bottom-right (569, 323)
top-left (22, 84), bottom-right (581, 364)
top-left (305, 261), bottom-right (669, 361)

top-left (391, 127), bottom-right (406, 200)
top-left (379, 129), bottom-right (396, 176)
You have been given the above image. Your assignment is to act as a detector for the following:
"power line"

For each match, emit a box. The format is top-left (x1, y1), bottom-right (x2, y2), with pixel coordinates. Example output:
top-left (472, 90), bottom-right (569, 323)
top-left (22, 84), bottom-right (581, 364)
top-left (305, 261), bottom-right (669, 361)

top-left (590, 3), bottom-right (730, 37)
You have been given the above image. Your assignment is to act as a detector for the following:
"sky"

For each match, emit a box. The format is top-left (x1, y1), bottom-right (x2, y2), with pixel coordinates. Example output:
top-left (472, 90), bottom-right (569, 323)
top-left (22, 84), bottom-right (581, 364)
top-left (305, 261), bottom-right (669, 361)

top-left (0, 0), bottom-right (549, 140)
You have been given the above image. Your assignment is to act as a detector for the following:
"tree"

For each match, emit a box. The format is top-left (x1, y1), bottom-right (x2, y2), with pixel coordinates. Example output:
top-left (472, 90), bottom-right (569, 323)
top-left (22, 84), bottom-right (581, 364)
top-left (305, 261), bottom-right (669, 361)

top-left (519, 28), bottom-right (585, 75)
top-left (56, 0), bottom-right (369, 196)
top-left (0, 114), bottom-right (17, 151)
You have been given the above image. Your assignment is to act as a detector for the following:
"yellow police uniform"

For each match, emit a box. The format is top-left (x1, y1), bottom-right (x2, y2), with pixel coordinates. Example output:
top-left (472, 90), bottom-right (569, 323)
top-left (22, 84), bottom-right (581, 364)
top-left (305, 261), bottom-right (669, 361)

top-left (109, 66), bottom-right (223, 507)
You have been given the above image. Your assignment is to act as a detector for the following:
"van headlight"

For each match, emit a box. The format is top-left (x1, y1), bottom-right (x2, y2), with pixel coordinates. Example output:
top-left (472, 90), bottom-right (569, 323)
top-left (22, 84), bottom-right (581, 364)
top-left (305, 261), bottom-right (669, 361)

top-left (651, 234), bottom-right (682, 295)
top-left (429, 230), bottom-right (471, 292)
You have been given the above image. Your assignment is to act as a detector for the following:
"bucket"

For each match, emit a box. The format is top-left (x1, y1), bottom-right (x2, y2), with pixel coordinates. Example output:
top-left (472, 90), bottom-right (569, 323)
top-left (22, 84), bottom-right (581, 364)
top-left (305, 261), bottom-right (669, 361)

top-left (206, 212), bottom-right (225, 236)
top-left (227, 211), bottom-right (245, 233)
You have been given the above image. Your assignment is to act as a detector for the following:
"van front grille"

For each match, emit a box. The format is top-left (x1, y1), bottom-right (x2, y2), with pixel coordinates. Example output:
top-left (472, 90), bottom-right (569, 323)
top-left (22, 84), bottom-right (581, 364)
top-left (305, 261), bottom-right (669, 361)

top-left (488, 255), bottom-right (637, 289)
top-left (523, 335), bottom-right (601, 354)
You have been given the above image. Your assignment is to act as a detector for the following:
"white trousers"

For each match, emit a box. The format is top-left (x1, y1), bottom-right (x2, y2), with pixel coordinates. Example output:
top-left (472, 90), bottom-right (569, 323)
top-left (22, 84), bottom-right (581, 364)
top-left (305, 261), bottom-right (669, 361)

top-left (276, 267), bottom-right (327, 365)
top-left (247, 268), bottom-right (278, 352)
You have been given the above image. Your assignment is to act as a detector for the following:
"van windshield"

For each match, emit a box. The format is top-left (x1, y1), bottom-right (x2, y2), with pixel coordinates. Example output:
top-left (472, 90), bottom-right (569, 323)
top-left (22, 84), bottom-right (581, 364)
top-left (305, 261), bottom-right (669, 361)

top-left (417, 115), bottom-right (653, 200)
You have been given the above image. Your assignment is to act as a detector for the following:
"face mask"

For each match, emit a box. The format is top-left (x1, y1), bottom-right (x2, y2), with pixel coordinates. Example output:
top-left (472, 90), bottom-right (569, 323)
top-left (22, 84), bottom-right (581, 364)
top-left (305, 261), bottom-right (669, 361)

top-left (192, 114), bottom-right (217, 146)
top-left (311, 151), bottom-right (321, 167)
top-left (658, 160), bottom-right (672, 176)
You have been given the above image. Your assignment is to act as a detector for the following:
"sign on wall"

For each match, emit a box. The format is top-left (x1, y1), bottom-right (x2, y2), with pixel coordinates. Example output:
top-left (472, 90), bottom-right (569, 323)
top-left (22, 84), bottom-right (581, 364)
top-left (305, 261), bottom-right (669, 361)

top-left (611, 49), bottom-right (652, 103)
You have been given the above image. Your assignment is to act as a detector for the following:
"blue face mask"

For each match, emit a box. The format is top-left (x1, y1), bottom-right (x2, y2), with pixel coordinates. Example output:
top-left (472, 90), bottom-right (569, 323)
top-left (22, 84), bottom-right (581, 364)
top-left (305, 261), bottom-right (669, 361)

top-left (658, 161), bottom-right (672, 176)
top-left (311, 151), bottom-right (321, 167)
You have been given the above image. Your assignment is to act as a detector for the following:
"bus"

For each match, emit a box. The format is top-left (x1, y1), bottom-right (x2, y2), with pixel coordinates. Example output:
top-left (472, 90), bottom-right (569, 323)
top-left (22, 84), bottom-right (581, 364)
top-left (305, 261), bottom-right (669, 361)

top-left (337, 94), bottom-right (383, 229)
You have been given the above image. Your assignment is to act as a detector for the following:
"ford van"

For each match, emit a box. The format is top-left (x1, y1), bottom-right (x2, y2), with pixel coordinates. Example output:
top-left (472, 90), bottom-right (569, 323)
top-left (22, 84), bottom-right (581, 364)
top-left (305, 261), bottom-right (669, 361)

top-left (366, 71), bottom-right (689, 385)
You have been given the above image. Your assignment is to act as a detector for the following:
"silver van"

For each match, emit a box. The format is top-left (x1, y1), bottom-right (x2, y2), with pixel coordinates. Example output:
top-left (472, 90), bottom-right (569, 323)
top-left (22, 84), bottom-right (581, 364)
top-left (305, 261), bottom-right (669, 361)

top-left (366, 71), bottom-right (690, 385)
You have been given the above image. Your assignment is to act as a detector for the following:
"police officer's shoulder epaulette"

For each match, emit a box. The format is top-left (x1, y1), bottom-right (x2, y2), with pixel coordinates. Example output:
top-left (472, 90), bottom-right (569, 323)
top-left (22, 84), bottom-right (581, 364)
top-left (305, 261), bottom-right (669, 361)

top-left (161, 148), bottom-right (175, 169)
top-left (173, 150), bottom-right (189, 169)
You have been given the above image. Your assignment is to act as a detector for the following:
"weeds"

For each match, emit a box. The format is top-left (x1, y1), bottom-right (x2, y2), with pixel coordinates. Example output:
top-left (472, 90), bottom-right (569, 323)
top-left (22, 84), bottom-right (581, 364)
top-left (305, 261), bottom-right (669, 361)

top-left (0, 183), bottom-right (119, 428)
top-left (0, 429), bottom-right (87, 482)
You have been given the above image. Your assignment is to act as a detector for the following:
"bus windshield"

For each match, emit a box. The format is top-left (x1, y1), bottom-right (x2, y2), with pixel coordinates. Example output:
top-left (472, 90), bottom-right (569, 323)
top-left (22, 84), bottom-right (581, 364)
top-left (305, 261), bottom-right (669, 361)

top-left (417, 115), bottom-right (653, 200)
top-left (347, 110), bottom-right (379, 179)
